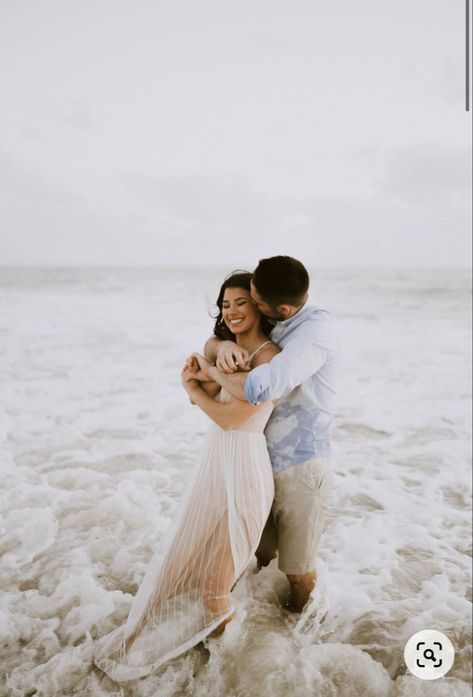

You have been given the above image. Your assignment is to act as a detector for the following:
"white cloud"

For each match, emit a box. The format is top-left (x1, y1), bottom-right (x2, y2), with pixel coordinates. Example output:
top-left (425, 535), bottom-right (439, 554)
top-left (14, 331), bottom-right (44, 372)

top-left (379, 144), bottom-right (470, 205)
top-left (0, 0), bottom-right (470, 267)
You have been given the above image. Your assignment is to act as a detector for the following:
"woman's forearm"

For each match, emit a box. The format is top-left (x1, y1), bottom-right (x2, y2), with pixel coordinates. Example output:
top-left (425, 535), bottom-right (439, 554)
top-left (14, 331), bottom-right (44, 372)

top-left (187, 386), bottom-right (233, 429)
top-left (188, 385), bottom-right (255, 430)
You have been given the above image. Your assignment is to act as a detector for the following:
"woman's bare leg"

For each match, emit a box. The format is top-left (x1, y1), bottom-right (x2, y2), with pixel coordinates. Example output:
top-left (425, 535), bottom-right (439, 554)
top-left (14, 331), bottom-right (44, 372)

top-left (203, 513), bottom-right (235, 635)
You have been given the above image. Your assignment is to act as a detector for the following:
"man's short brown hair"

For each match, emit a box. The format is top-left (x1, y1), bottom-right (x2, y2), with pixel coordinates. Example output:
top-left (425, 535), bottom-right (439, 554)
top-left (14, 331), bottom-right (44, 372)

top-left (252, 256), bottom-right (309, 306)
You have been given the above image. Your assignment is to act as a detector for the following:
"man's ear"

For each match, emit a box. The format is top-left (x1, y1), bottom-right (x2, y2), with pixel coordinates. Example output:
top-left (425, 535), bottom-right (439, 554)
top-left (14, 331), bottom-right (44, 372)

top-left (277, 304), bottom-right (292, 318)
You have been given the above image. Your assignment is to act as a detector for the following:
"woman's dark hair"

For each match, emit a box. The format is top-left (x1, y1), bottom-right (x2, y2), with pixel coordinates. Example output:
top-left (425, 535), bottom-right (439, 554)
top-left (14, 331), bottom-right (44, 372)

top-left (212, 270), bottom-right (274, 340)
top-left (252, 255), bottom-right (309, 307)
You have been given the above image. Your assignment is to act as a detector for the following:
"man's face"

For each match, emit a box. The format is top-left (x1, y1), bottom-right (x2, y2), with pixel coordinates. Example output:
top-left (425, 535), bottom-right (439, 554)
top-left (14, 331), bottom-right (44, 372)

top-left (250, 280), bottom-right (284, 319)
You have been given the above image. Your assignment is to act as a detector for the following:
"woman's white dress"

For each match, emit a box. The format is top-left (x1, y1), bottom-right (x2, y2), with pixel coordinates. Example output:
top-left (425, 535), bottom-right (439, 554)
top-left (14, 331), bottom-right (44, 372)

top-left (94, 370), bottom-right (275, 682)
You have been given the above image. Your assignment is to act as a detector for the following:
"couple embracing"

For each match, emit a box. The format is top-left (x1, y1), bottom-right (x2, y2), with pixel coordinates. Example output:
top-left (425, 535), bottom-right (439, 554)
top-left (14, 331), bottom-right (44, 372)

top-left (94, 255), bottom-right (339, 682)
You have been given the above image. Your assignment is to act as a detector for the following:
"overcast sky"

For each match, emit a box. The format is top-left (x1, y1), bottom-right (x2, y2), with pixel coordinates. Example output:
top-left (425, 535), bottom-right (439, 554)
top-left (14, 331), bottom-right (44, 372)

top-left (0, 0), bottom-right (471, 267)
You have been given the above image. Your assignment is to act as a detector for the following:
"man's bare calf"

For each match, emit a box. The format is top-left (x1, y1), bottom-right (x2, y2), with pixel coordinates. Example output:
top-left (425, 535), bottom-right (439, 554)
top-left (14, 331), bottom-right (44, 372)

top-left (255, 553), bottom-right (316, 612)
top-left (286, 570), bottom-right (317, 612)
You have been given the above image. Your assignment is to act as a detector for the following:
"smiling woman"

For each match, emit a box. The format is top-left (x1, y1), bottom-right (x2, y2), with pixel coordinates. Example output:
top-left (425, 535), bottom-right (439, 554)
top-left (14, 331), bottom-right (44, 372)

top-left (93, 270), bottom-right (280, 681)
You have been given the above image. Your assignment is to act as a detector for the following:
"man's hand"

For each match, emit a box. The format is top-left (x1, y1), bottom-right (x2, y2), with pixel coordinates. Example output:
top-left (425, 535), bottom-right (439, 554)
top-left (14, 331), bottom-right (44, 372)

top-left (216, 341), bottom-right (250, 373)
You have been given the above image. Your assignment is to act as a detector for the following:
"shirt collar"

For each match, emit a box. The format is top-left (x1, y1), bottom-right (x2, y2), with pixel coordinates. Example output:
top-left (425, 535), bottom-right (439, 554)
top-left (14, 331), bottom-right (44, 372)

top-left (271, 297), bottom-right (313, 331)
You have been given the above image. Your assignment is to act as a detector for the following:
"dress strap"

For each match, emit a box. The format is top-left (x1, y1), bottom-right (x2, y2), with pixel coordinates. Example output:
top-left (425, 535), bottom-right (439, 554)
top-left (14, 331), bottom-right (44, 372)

top-left (248, 340), bottom-right (272, 366)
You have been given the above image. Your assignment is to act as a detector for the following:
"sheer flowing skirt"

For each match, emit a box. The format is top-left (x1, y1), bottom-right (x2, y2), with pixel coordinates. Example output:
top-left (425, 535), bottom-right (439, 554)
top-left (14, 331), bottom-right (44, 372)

top-left (94, 427), bottom-right (274, 682)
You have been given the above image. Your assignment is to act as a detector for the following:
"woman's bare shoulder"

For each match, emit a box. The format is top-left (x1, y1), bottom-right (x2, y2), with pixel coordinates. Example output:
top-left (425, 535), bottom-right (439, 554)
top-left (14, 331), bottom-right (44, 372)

top-left (251, 341), bottom-right (280, 367)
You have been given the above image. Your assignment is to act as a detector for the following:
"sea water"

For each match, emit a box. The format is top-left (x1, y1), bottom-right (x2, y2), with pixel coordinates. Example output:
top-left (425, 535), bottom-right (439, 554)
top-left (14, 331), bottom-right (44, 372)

top-left (0, 266), bottom-right (471, 696)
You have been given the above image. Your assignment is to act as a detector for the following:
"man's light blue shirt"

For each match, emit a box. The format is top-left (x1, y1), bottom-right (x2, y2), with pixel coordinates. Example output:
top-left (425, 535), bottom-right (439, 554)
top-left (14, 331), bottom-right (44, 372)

top-left (244, 301), bottom-right (339, 472)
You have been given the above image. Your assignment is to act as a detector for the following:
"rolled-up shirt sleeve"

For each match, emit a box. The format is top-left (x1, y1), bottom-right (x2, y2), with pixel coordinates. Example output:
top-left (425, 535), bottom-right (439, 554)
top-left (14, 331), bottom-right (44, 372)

top-left (244, 325), bottom-right (336, 404)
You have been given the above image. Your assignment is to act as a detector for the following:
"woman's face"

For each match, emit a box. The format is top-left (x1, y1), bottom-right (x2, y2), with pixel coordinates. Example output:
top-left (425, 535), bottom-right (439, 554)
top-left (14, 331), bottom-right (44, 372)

top-left (222, 286), bottom-right (261, 335)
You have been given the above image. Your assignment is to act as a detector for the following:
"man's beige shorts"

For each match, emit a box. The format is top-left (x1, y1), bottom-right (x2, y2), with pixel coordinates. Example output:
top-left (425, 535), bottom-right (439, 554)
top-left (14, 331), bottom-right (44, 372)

top-left (256, 457), bottom-right (334, 575)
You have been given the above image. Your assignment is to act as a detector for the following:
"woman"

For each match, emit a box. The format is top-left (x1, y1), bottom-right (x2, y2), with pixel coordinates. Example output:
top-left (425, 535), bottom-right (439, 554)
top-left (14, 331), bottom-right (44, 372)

top-left (94, 271), bottom-right (279, 682)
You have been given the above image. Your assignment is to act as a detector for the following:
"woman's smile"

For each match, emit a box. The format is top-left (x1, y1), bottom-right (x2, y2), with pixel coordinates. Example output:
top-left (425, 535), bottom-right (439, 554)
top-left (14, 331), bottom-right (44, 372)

top-left (222, 286), bottom-right (261, 335)
top-left (225, 314), bottom-right (250, 332)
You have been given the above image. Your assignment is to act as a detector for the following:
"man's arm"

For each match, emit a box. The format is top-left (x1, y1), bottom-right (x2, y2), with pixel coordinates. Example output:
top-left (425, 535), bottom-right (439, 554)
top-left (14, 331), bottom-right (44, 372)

top-left (195, 335), bottom-right (331, 405)
top-left (204, 336), bottom-right (250, 373)
top-left (244, 322), bottom-right (338, 405)
top-left (199, 380), bottom-right (221, 398)
top-left (186, 382), bottom-right (261, 429)
top-left (207, 366), bottom-right (248, 401)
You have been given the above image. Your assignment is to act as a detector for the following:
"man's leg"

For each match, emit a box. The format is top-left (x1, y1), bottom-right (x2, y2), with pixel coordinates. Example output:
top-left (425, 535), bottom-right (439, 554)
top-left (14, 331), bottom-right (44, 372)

top-left (286, 570), bottom-right (317, 612)
top-left (255, 509), bottom-right (278, 571)
top-left (273, 458), bottom-right (334, 612)
top-left (256, 550), bottom-right (278, 570)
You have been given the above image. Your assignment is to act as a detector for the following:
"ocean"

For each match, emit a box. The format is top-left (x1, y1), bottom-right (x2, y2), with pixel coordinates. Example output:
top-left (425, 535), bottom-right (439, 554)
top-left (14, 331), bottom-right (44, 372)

top-left (0, 266), bottom-right (471, 696)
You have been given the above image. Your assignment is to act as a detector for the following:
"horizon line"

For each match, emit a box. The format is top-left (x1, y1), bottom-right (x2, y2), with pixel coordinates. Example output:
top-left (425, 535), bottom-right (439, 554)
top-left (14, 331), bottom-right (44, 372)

top-left (0, 263), bottom-right (471, 271)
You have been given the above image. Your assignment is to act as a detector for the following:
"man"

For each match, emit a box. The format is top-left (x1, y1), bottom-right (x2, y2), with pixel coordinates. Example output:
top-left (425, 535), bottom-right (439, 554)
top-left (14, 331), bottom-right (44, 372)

top-left (199, 256), bottom-right (339, 612)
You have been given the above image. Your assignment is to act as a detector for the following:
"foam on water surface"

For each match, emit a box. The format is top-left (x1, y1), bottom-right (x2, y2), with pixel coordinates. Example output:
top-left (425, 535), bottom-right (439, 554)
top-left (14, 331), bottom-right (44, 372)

top-left (0, 266), bottom-right (471, 696)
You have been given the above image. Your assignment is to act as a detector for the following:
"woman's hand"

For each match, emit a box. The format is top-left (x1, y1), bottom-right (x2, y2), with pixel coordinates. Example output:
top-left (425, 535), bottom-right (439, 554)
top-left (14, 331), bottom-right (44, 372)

top-left (215, 341), bottom-right (250, 373)
top-left (181, 365), bottom-right (201, 395)
top-left (186, 353), bottom-right (214, 382)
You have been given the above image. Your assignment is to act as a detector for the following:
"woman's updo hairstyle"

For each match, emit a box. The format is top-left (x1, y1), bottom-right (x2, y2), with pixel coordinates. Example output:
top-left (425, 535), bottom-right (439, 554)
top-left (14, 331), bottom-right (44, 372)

top-left (211, 270), bottom-right (274, 341)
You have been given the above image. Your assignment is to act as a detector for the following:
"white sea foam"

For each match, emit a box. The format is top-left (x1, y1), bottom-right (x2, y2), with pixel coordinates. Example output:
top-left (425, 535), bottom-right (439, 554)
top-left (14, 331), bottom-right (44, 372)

top-left (0, 266), bottom-right (471, 696)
